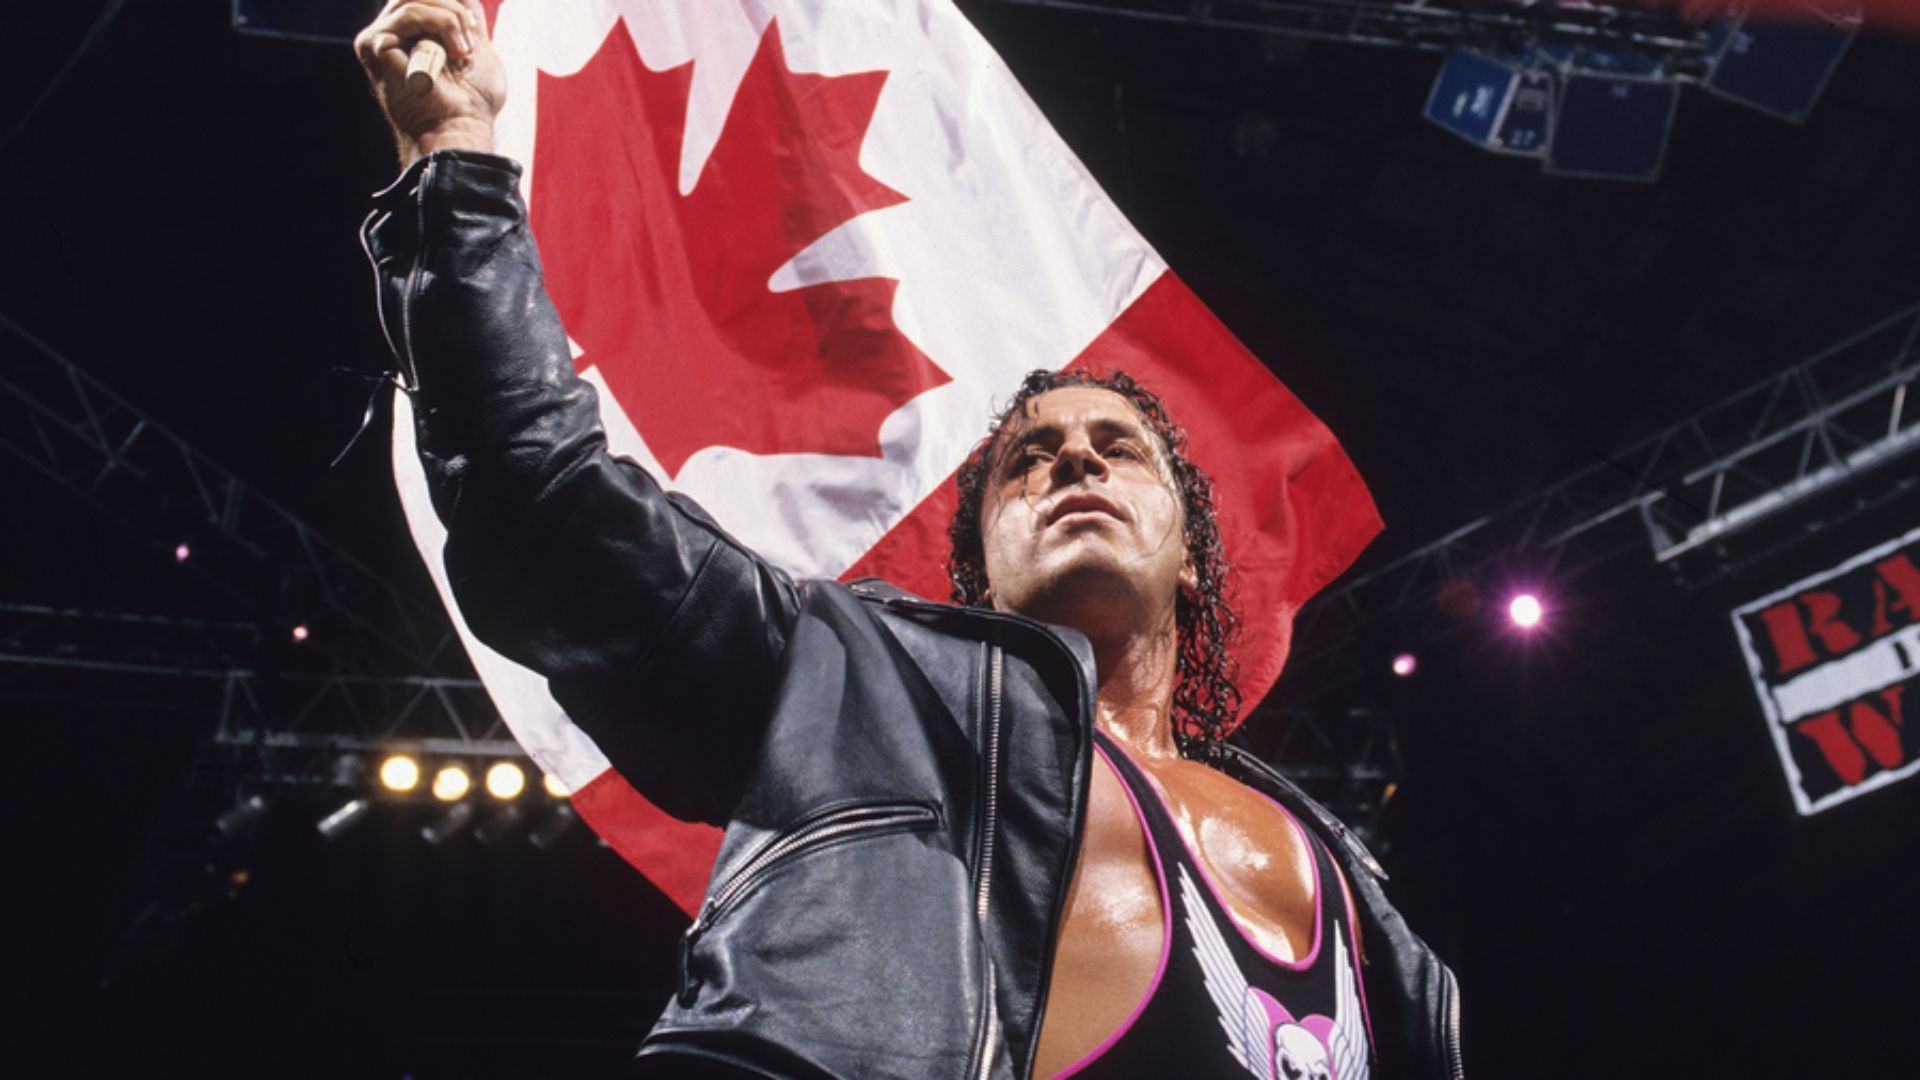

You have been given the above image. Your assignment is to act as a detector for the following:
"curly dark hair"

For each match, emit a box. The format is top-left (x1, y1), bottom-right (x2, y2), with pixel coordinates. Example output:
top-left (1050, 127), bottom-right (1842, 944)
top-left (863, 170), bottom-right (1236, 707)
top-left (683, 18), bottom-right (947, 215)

top-left (947, 369), bottom-right (1241, 760)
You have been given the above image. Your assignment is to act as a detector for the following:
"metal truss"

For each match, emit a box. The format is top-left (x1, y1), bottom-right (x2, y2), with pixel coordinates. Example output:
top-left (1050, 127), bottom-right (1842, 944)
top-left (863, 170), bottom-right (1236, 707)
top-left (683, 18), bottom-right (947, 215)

top-left (0, 604), bottom-right (515, 785)
top-left (0, 316), bottom-right (510, 789)
top-left (1282, 301), bottom-right (1920, 706)
top-left (0, 313), bottom-right (458, 678)
top-left (979, 0), bottom-right (1712, 59)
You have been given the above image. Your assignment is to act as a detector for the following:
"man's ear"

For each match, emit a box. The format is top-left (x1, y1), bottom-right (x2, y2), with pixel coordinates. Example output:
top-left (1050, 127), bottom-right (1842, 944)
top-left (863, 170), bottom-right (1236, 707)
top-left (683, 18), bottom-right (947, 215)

top-left (1178, 557), bottom-right (1199, 600)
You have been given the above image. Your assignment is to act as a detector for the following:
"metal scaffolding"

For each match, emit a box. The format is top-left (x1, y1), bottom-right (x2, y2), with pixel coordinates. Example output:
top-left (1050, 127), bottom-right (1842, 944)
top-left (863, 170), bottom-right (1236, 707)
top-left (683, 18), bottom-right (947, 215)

top-left (1276, 301), bottom-right (1920, 708)
top-left (0, 313), bottom-right (460, 678)
top-left (0, 603), bottom-right (513, 782)
top-left (0, 314), bottom-right (519, 799)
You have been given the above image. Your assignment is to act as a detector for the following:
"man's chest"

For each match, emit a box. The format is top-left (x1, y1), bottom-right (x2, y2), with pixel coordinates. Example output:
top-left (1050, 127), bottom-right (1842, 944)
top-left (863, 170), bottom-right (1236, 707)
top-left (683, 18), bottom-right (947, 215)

top-left (1086, 750), bottom-right (1321, 957)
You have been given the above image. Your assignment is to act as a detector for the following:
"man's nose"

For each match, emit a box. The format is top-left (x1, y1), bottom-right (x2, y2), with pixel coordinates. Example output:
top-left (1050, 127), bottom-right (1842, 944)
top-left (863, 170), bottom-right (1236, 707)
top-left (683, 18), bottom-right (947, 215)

top-left (1050, 431), bottom-right (1108, 486)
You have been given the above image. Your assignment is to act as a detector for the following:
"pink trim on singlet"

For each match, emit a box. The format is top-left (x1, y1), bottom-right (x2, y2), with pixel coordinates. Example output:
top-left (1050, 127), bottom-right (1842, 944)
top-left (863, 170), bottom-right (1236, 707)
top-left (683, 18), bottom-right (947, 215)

top-left (1050, 744), bottom-right (1175, 1079)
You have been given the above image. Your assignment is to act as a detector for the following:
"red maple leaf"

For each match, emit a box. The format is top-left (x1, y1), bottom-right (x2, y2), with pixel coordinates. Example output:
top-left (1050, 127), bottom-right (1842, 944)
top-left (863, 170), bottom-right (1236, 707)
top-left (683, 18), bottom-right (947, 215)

top-left (528, 19), bottom-right (949, 476)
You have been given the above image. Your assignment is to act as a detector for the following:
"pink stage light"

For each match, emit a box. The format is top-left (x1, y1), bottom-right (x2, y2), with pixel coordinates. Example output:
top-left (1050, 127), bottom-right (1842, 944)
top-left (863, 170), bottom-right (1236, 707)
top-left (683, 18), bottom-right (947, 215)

top-left (290, 624), bottom-right (310, 643)
top-left (1391, 653), bottom-right (1418, 677)
top-left (174, 542), bottom-right (191, 564)
top-left (1508, 594), bottom-right (1544, 629)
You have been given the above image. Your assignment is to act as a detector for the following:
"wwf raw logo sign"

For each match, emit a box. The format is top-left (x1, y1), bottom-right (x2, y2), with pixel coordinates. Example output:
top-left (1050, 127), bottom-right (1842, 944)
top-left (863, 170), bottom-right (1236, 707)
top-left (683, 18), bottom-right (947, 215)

top-left (1732, 525), bottom-right (1920, 815)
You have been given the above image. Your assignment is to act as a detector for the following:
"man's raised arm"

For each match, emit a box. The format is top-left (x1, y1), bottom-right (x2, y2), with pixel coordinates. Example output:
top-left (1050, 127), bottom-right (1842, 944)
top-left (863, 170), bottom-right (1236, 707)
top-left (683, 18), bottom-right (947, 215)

top-left (356, 1), bottom-right (801, 824)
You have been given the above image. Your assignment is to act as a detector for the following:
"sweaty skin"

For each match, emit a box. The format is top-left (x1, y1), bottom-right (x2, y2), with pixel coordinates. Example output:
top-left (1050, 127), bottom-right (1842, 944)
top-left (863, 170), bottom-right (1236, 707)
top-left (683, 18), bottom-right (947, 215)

top-left (978, 388), bottom-right (1329, 1076)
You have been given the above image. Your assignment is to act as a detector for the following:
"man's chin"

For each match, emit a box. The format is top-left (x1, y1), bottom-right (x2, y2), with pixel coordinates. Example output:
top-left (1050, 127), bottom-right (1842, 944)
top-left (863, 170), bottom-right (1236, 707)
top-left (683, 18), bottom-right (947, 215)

top-left (1003, 557), bottom-right (1163, 630)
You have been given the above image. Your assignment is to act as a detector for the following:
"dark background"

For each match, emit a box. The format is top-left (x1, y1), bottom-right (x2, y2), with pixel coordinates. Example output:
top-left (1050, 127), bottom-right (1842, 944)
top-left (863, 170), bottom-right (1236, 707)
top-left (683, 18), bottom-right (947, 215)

top-left (4, 2), bottom-right (1918, 1076)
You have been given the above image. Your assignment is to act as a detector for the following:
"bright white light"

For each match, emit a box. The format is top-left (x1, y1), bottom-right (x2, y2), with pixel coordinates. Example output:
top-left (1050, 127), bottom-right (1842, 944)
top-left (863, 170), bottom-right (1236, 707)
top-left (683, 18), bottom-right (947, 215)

top-left (1509, 594), bottom-right (1544, 629)
top-left (378, 755), bottom-right (420, 793)
top-left (1391, 653), bottom-right (1418, 677)
top-left (173, 542), bottom-right (191, 564)
top-left (485, 761), bottom-right (526, 800)
top-left (432, 764), bottom-right (471, 802)
top-left (290, 624), bottom-right (310, 643)
top-left (542, 772), bottom-right (570, 799)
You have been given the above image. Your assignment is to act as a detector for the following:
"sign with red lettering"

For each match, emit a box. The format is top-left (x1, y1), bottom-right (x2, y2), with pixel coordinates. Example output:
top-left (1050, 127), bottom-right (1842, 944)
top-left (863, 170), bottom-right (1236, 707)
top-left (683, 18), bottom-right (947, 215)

top-left (1731, 525), bottom-right (1920, 814)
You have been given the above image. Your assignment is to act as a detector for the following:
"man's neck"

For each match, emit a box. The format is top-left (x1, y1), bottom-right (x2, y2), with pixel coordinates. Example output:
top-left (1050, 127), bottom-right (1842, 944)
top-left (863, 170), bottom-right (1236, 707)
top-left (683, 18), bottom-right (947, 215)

top-left (1090, 627), bottom-right (1182, 763)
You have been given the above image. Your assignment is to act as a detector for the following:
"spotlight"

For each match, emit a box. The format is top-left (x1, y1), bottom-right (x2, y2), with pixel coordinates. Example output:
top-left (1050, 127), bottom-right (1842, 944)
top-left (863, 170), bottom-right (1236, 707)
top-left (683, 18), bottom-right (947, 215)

top-left (484, 761), bottom-right (526, 800)
top-left (542, 772), bottom-right (570, 799)
top-left (316, 798), bottom-right (370, 840)
top-left (432, 764), bottom-right (471, 802)
top-left (290, 623), bottom-right (310, 643)
top-left (173, 542), bottom-right (191, 564)
top-left (379, 754), bottom-right (421, 793)
top-left (474, 803), bottom-right (526, 846)
top-left (1391, 653), bottom-right (1418, 678)
top-left (421, 801), bottom-right (474, 846)
top-left (215, 794), bottom-right (269, 838)
top-left (529, 804), bottom-right (578, 850)
top-left (1509, 593), bottom-right (1544, 629)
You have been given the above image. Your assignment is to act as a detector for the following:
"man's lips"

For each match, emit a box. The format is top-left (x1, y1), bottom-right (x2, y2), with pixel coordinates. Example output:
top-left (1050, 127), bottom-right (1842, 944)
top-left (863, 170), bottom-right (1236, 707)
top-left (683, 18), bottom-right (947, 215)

top-left (1046, 491), bottom-right (1126, 525)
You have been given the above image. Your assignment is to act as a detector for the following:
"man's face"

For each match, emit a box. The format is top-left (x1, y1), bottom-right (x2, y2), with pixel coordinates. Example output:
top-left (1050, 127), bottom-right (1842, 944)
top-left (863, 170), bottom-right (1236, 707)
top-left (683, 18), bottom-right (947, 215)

top-left (978, 386), bottom-right (1193, 632)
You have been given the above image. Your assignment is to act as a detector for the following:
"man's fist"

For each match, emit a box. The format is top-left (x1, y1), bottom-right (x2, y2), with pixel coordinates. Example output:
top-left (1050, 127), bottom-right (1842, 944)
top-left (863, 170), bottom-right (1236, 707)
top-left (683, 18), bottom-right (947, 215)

top-left (355, 0), bottom-right (506, 166)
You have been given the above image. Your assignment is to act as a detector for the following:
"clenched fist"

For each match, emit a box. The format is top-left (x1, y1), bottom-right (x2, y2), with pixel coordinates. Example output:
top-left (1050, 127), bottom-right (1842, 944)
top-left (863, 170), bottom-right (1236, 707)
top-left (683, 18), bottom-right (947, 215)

top-left (355, 0), bottom-right (506, 166)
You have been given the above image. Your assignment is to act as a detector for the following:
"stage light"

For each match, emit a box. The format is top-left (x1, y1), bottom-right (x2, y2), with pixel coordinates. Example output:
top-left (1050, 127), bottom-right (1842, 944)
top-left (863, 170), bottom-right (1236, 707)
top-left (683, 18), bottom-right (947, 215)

top-left (542, 772), bottom-right (569, 799)
top-left (529, 804), bottom-right (578, 850)
top-left (1391, 653), bottom-right (1418, 677)
top-left (290, 623), bottom-right (310, 643)
top-left (1509, 593), bottom-right (1545, 629)
top-left (316, 798), bottom-right (369, 840)
top-left (173, 542), bottom-right (191, 564)
top-left (215, 793), bottom-right (269, 838)
top-left (421, 801), bottom-right (474, 846)
top-left (432, 764), bottom-right (471, 802)
top-left (484, 761), bottom-right (525, 800)
top-left (379, 754), bottom-right (420, 793)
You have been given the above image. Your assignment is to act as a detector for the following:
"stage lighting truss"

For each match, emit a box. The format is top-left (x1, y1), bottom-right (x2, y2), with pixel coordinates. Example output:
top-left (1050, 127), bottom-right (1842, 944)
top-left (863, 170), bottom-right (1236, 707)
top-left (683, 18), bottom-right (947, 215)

top-left (1278, 301), bottom-right (1920, 708)
top-left (0, 314), bottom-right (461, 679)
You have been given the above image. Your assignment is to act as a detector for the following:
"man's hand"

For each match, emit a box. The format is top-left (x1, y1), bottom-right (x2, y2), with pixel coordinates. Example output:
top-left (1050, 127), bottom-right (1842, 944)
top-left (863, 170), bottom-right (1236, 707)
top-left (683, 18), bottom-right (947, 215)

top-left (355, 0), bottom-right (505, 166)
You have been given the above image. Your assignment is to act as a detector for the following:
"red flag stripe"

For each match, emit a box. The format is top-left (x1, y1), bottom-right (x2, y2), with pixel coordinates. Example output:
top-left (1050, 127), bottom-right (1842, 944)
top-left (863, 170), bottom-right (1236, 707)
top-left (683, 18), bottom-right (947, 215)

top-left (572, 769), bottom-right (723, 915)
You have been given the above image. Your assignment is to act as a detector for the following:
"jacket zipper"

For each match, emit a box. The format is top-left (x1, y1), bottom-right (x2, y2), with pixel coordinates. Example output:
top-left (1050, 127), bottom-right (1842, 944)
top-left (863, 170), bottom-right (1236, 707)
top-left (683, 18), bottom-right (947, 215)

top-left (678, 801), bottom-right (938, 1004)
top-left (1443, 964), bottom-right (1465, 1079)
top-left (969, 644), bottom-right (1005, 1080)
top-left (849, 586), bottom-right (1095, 1078)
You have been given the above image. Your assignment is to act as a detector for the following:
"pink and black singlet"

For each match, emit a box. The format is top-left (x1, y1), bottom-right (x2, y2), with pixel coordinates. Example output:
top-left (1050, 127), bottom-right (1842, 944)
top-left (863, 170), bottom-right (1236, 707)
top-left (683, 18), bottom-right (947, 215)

top-left (1055, 732), bottom-right (1375, 1080)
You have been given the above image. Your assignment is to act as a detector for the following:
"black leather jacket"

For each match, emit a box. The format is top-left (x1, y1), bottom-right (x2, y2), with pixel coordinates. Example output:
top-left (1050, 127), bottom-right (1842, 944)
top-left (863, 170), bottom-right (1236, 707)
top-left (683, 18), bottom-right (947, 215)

top-left (363, 151), bottom-right (1463, 1079)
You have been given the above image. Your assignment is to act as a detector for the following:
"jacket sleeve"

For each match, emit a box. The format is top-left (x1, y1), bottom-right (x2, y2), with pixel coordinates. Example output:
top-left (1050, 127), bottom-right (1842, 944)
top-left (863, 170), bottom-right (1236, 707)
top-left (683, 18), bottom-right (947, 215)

top-left (361, 150), bottom-right (802, 825)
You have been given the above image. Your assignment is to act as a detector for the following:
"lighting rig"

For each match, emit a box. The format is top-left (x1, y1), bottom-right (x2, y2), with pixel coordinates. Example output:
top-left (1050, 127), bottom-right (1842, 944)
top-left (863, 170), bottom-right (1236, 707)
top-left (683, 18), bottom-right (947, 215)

top-left (986, 0), bottom-right (1861, 181)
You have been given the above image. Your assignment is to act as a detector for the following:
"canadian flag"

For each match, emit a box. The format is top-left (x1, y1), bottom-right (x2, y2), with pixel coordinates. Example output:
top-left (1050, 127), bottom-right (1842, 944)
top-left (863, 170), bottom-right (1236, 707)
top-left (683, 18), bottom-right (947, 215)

top-left (391, 0), bottom-right (1381, 915)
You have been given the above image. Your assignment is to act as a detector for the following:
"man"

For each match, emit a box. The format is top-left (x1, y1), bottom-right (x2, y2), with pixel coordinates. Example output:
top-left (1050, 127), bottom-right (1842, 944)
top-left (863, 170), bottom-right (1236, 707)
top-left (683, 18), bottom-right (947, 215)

top-left (355, 2), bottom-right (1461, 1076)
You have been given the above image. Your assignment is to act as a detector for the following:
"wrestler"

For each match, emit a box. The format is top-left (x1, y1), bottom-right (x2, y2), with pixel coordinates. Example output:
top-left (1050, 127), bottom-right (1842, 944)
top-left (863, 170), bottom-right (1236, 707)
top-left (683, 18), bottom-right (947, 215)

top-left (356, 3), bottom-right (1460, 1075)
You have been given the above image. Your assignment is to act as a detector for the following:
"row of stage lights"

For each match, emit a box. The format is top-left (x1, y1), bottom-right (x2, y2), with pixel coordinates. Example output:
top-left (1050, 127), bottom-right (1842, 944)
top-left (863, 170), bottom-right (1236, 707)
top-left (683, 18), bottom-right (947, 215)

top-left (284, 755), bottom-right (584, 848)
top-left (374, 754), bottom-right (569, 802)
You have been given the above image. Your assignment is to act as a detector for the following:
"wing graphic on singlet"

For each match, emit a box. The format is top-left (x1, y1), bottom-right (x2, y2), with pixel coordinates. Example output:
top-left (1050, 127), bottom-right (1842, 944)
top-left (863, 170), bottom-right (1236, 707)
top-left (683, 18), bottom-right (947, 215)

top-left (1178, 864), bottom-right (1274, 1080)
top-left (1329, 924), bottom-right (1369, 1080)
